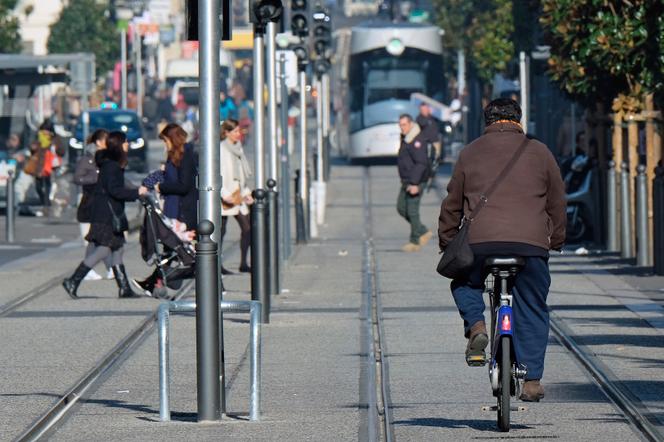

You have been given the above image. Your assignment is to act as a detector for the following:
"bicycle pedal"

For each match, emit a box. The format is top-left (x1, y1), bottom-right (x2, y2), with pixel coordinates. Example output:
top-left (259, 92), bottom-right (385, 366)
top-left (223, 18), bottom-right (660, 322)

top-left (466, 354), bottom-right (487, 367)
top-left (481, 406), bottom-right (527, 412)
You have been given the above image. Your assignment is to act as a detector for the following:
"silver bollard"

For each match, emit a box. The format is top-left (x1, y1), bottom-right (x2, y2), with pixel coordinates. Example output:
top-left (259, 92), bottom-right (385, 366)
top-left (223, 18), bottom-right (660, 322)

top-left (6, 169), bottom-right (15, 243)
top-left (620, 162), bottom-right (633, 259)
top-left (158, 300), bottom-right (262, 422)
top-left (636, 164), bottom-right (650, 266)
top-left (606, 161), bottom-right (618, 252)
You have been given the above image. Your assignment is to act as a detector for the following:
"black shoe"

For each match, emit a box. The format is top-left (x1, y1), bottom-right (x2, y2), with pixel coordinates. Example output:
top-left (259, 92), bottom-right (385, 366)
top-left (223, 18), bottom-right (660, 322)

top-left (130, 277), bottom-right (154, 297)
top-left (221, 266), bottom-right (234, 275)
top-left (238, 264), bottom-right (251, 273)
top-left (62, 262), bottom-right (91, 299)
top-left (113, 265), bottom-right (142, 298)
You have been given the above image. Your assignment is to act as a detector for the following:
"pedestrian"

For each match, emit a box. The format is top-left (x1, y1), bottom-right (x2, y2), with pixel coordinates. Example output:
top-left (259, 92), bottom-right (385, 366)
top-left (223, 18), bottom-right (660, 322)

top-left (220, 118), bottom-right (253, 273)
top-left (74, 129), bottom-right (114, 281)
top-left (438, 98), bottom-right (566, 402)
top-left (130, 123), bottom-right (198, 297)
top-left (62, 131), bottom-right (149, 299)
top-left (396, 113), bottom-right (432, 252)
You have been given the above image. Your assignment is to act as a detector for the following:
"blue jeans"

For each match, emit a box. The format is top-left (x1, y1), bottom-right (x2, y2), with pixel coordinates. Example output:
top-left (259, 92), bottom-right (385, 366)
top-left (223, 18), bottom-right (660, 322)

top-left (451, 255), bottom-right (551, 380)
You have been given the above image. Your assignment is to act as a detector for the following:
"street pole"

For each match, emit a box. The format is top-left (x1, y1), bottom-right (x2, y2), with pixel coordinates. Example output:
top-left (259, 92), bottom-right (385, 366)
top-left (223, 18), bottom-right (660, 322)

top-left (321, 72), bottom-right (330, 181)
top-left (620, 162), bottom-right (633, 259)
top-left (265, 22), bottom-right (280, 296)
top-left (121, 28), bottom-right (128, 109)
top-left (251, 25), bottom-right (270, 323)
top-left (607, 161), bottom-right (618, 252)
top-left (313, 76), bottom-right (326, 228)
top-left (195, 0), bottom-right (222, 422)
top-left (279, 54), bottom-right (292, 260)
top-left (636, 165), bottom-right (650, 267)
top-left (6, 170), bottom-right (14, 243)
top-left (519, 51), bottom-right (529, 132)
top-left (135, 27), bottom-right (143, 118)
top-left (297, 69), bottom-right (308, 243)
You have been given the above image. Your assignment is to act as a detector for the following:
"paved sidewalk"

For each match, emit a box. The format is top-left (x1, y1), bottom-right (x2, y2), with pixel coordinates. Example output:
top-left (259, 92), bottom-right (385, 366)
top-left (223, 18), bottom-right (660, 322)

top-left (29, 164), bottom-right (659, 441)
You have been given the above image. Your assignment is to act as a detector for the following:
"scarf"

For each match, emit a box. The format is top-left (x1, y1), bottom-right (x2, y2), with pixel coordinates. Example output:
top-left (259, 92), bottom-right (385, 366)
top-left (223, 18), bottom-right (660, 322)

top-left (223, 139), bottom-right (252, 182)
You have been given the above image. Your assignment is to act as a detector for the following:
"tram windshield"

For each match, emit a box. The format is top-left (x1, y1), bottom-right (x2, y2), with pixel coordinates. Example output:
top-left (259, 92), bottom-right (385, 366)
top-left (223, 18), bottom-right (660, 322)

top-left (349, 48), bottom-right (444, 132)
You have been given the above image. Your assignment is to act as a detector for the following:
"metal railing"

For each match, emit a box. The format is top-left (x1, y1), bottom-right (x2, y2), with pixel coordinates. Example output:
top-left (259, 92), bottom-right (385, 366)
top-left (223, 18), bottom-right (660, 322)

top-left (158, 299), bottom-right (262, 422)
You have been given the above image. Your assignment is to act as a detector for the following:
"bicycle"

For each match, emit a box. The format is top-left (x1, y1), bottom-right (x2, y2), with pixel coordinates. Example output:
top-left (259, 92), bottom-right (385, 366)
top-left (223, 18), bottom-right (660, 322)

top-left (483, 256), bottom-right (528, 432)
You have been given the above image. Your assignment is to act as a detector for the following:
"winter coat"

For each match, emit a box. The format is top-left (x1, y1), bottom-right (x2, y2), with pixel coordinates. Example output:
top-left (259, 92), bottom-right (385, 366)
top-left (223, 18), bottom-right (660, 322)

top-left (438, 122), bottom-right (567, 253)
top-left (397, 124), bottom-right (429, 185)
top-left (220, 139), bottom-right (252, 216)
top-left (90, 154), bottom-right (139, 229)
top-left (159, 144), bottom-right (198, 231)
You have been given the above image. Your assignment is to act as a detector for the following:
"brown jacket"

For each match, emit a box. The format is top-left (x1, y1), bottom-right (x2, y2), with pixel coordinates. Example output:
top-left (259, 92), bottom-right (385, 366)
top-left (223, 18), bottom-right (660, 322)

top-left (438, 122), bottom-right (566, 251)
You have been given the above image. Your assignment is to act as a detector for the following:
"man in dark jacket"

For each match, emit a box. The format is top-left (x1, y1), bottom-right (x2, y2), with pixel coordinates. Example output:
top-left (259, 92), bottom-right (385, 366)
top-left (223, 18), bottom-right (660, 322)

top-left (438, 98), bottom-right (566, 402)
top-left (397, 114), bottom-right (432, 252)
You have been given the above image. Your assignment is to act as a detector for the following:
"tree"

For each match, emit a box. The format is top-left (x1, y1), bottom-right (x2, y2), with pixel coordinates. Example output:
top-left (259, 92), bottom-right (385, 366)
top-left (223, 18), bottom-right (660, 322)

top-left (430, 0), bottom-right (515, 84)
top-left (540, 0), bottom-right (664, 113)
top-left (47, 0), bottom-right (119, 76)
top-left (0, 0), bottom-right (21, 53)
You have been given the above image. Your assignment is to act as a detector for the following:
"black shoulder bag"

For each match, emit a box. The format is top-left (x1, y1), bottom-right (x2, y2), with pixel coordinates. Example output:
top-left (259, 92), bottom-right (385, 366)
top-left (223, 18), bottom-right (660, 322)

top-left (436, 137), bottom-right (530, 279)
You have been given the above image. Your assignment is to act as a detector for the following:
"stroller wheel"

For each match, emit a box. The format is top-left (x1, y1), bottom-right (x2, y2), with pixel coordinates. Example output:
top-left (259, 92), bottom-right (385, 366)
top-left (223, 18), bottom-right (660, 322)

top-left (153, 287), bottom-right (169, 299)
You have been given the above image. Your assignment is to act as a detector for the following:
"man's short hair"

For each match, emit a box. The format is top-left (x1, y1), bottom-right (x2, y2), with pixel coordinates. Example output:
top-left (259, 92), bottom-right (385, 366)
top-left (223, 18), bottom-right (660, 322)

top-left (484, 98), bottom-right (522, 126)
top-left (399, 114), bottom-right (413, 122)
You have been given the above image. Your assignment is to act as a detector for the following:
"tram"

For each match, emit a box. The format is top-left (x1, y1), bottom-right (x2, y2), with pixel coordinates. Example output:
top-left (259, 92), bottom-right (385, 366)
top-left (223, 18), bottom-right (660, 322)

top-left (332, 22), bottom-right (445, 160)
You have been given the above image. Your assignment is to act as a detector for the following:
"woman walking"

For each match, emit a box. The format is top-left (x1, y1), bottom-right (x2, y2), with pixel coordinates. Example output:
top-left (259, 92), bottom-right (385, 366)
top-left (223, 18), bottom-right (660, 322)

top-left (131, 123), bottom-right (198, 296)
top-left (62, 131), bottom-right (148, 299)
top-left (74, 129), bottom-right (113, 281)
top-left (220, 118), bottom-right (253, 273)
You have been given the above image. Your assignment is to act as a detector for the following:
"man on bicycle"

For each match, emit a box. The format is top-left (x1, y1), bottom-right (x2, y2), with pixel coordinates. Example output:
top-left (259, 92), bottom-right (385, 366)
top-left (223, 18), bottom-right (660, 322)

top-left (438, 98), bottom-right (566, 402)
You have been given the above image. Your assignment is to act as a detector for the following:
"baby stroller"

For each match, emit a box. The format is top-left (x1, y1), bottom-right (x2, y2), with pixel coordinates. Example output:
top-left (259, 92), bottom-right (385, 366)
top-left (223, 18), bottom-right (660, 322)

top-left (136, 194), bottom-right (195, 297)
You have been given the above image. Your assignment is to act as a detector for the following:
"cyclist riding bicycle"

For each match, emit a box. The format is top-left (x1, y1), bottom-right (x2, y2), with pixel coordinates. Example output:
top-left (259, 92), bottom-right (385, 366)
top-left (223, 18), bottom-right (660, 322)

top-left (438, 98), bottom-right (566, 402)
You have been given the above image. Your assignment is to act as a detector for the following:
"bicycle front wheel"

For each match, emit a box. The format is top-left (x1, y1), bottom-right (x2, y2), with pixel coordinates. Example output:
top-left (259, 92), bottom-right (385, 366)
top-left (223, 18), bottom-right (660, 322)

top-left (497, 335), bottom-right (511, 432)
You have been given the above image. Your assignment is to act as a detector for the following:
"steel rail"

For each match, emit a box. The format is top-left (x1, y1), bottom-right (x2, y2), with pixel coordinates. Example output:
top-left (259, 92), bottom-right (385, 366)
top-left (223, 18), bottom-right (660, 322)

top-left (14, 280), bottom-right (194, 442)
top-left (362, 167), bottom-right (394, 441)
top-left (550, 314), bottom-right (664, 442)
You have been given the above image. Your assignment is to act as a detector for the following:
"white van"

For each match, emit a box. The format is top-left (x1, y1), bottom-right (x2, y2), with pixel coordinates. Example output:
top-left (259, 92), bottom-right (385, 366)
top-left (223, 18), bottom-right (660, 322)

top-left (165, 51), bottom-right (235, 90)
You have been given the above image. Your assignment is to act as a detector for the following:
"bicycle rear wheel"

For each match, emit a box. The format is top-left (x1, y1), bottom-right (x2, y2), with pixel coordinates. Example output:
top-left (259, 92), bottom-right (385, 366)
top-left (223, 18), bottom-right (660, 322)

top-left (497, 335), bottom-right (511, 432)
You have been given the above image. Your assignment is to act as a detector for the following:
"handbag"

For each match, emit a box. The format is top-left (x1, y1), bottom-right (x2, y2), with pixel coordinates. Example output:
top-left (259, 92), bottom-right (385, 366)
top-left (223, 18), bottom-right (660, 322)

top-left (107, 200), bottom-right (129, 234)
top-left (222, 188), bottom-right (242, 210)
top-left (436, 137), bottom-right (531, 279)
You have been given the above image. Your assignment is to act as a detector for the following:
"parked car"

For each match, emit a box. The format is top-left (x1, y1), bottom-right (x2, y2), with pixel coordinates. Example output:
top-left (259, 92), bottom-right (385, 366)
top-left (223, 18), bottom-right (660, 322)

top-left (68, 109), bottom-right (148, 172)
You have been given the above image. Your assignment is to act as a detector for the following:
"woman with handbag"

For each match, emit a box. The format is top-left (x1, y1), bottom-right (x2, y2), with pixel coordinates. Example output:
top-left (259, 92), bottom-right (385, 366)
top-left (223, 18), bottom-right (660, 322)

top-left (63, 131), bottom-right (148, 299)
top-left (74, 129), bottom-right (114, 281)
top-left (220, 118), bottom-right (253, 273)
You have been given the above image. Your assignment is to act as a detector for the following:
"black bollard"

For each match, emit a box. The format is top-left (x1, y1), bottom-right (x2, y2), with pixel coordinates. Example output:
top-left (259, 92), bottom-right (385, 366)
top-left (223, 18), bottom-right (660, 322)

top-left (323, 135), bottom-right (330, 182)
top-left (266, 179), bottom-right (280, 296)
top-left (195, 220), bottom-right (221, 421)
top-left (295, 169), bottom-right (306, 244)
top-left (654, 166), bottom-right (664, 275)
top-left (251, 189), bottom-right (270, 323)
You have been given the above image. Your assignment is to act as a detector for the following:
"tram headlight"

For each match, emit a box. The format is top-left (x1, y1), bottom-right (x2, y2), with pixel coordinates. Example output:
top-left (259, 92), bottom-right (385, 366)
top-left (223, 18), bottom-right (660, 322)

top-left (386, 38), bottom-right (405, 56)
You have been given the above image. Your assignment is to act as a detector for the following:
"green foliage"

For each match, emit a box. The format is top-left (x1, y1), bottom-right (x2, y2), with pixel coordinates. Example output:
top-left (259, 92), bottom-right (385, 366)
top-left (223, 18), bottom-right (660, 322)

top-left (0, 1), bottom-right (21, 53)
top-left (47, 0), bottom-right (119, 75)
top-left (430, 0), bottom-right (515, 84)
top-left (540, 0), bottom-right (664, 111)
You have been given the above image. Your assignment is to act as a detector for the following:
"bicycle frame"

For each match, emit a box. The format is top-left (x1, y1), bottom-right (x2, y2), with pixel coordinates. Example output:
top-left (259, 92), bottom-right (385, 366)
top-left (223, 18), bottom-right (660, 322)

top-left (489, 272), bottom-right (514, 392)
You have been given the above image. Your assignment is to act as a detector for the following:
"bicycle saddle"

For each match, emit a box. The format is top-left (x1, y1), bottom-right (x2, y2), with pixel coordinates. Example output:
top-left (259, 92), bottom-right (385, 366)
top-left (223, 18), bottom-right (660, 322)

top-left (484, 256), bottom-right (526, 272)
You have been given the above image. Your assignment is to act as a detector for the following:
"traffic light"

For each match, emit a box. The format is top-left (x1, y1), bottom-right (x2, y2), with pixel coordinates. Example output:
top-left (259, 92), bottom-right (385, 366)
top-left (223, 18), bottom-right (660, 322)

top-left (250, 0), bottom-right (283, 27)
top-left (291, 0), bottom-right (308, 38)
top-left (293, 44), bottom-right (309, 71)
top-left (313, 19), bottom-right (331, 56)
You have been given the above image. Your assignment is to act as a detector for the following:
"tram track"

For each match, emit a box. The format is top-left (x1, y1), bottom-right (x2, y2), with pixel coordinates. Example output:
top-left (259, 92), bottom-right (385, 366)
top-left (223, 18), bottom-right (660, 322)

top-left (10, 239), bottom-right (241, 441)
top-left (431, 166), bottom-right (663, 440)
top-left (361, 167), bottom-right (394, 441)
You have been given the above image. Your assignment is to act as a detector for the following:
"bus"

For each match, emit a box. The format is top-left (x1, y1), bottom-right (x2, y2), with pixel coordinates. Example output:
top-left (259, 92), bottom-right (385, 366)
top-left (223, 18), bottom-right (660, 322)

top-left (332, 22), bottom-right (445, 160)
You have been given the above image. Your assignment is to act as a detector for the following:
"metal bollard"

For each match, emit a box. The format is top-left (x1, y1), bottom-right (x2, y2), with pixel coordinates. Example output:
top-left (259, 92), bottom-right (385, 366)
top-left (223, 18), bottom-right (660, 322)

top-left (620, 162), bottom-right (633, 259)
top-left (194, 220), bottom-right (221, 421)
top-left (295, 169), bottom-right (306, 244)
top-left (6, 169), bottom-right (15, 243)
top-left (158, 300), bottom-right (262, 422)
top-left (251, 189), bottom-right (270, 323)
top-left (654, 166), bottom-right (664, 275)
top-left (636, 165), bottom-right (651, 267)
top-left (606, 161), bottom-right (618, 252)
top-left (266, 179), bottom-right (280, 296)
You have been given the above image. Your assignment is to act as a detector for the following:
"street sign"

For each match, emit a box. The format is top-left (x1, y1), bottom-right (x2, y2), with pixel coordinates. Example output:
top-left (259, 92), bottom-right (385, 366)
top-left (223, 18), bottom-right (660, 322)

top-left (70, 59), bottom-right (95, 94)
top-left (117, 19), bottom-right (129, 32)
top-left (276, 50), bottom-right (297, 89)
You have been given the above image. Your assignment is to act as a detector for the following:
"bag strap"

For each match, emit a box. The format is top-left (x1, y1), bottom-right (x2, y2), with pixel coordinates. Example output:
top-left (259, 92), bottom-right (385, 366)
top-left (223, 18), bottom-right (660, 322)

top-left (467, 136), bottom-right (530, 222)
